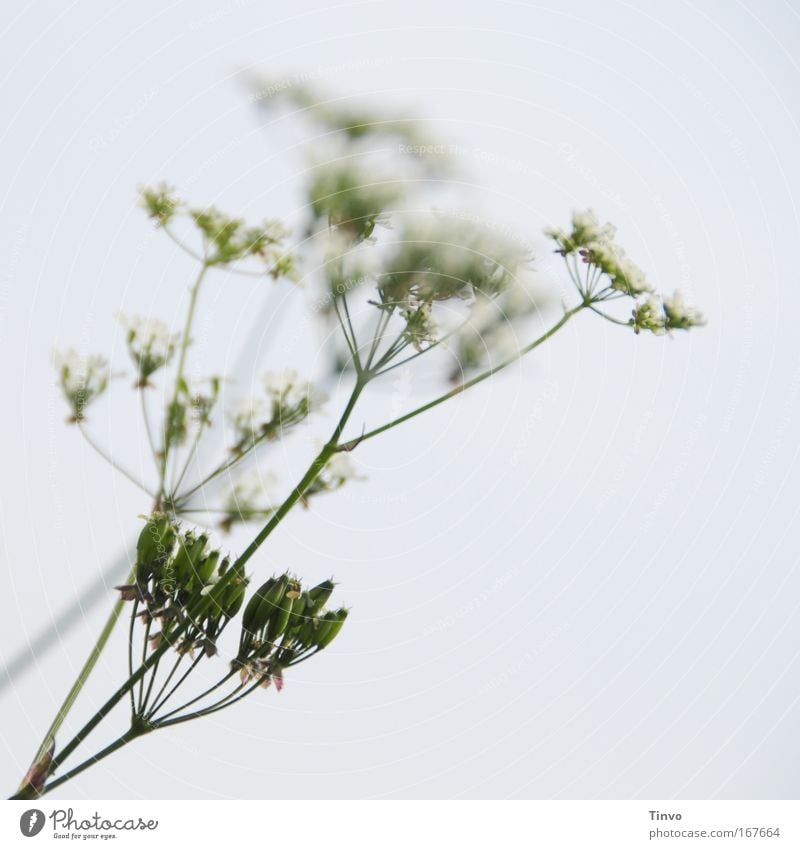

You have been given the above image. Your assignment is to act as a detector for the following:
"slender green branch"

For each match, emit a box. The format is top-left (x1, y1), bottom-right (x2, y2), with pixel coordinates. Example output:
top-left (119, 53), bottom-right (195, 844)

top-left (78, 425), bottom-right (153, 496)
top-left (145, 651), bottom-right (209, 719)
top-left (139, 389), bottom-right (160, 472)
top-left (155, 680), bottom-right (256, 728)
top-left (171, 417), bottom-right (210, 497)
top-left (152, 669), bottom-right (236, 723)
top-left (157, 262), bottom-right (210, 504)
top-left (12, 643), bottom-right (171, 799)
top-left (22, 572), bottom-right (134, 785)
top-left (338, 303), bottom-right (587, 451)
top-left (232, 377), bottom-right (367, 574)
top-left (175, 429), bottom-right (273, 504)
top-left (21, 728), bottom-right (146, 799)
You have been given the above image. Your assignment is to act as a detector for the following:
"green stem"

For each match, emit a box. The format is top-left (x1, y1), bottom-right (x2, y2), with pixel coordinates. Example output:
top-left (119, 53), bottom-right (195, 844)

top-left (139, 388), bottom-right (160, 473)
top-left (29, 727), bottom-right (146, 799)
top-left (22, 574), bottom-right (134, 785)
top-left (338, 304), bottom-right (586, 451)
top-left (78, 425), bottom-right (153, 496)
top-left (12, 644), bottom-right (169, 799)
top-left (158, 262), bottom-right (210, 504)
top-left (233, 377), bottom-right (367, 573)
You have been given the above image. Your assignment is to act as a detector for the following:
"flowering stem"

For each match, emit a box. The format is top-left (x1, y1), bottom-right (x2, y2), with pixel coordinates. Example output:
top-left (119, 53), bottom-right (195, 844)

top-left (337, 303), bottom-right (587, 451)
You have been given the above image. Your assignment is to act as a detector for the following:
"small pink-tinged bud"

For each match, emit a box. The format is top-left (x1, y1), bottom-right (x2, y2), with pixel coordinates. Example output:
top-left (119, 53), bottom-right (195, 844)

top-left (19, 739), bottom-right (55, 798)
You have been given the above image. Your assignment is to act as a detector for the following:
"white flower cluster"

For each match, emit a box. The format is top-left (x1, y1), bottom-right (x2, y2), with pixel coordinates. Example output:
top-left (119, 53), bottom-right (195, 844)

top-left (378, 213), bottom-right (530, 311)
top-left (118, 314), bottom-right (178, 386)
top-left (53, 349), bottom-right (110, 422)
top-left (545, 209), bottom-right (652, 296)
top-left (544, 209), bottom-right (616, 252)
top-left (262, 369), bottom-right (322, 410)
top-left (228, 370), bottom-right (326, 453)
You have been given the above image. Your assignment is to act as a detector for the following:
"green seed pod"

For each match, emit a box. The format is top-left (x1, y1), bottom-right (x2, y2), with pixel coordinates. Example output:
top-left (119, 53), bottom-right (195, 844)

top-left (195, 549), bottom-right (220, 584)
top-left (242, 578), bottom-right (276, 632)
top-left (259, 574), bottom-right (289, 618)
top-left (316, 608), bottom-right (348, 649)
top-left (171, 534), bottom-right (195, 587)
top-left (223, 577), bottom-right (248, 618)
top-left (307, 579), bottom-right (335, 614)
top-left (296, 617), bottom-right (319, 647)
top-left (187, 533), bottom-right (209, 568)
top-left (135, 515), bottom-right (177, 581)
top-left (286, 592), bottom-right (309, 632)
top-left (314, 616), bottom-right (335, 648)
top-left (267, 593), bottom-right (294, 642)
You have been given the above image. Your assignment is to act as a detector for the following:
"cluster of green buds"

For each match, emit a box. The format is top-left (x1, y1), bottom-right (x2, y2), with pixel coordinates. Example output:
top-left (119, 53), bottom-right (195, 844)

top-left (139, 184), bottom-right (297, 278)
top-left (118, 514), bottom-right (248, 656)
top-left (235, 574), bottom-right (348, 688)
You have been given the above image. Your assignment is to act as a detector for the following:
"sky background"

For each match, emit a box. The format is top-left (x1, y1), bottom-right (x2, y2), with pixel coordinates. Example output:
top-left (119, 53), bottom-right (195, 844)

top-left (1, 0), bottom-right (799, 799)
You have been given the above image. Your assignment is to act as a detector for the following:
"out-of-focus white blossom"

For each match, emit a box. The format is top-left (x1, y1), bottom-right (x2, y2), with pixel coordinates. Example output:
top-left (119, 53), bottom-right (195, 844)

top-left (228, 371), bottom-right (325, 453)
top-left (544, 208), bottom-right (616, 254)
top-left (379, 212), bottom-right (531, 308)
top-left (630, 291), bottom-right (705, 335)
top-left (588, 241), bottom-right (653, 296)
top-left (118, 314), bottom-right (178, 387)
top-left (663, 290), bottom-right (706, 331)
top-left (53, 350), bottom-right (111, 422)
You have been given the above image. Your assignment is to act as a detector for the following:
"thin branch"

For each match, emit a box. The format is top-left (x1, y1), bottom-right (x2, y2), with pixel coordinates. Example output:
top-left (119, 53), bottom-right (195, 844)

top-left (78, 424), bottom-right (153, 496)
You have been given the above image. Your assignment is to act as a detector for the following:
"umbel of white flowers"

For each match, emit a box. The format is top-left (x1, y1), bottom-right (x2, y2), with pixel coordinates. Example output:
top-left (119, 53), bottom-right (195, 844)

top-left (545, 208), bottom-right (705, 333)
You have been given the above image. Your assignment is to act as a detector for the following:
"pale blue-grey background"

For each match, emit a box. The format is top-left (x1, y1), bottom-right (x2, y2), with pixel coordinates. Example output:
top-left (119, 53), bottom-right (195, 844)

top-left (1, 0), bottom-right (798, 799)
